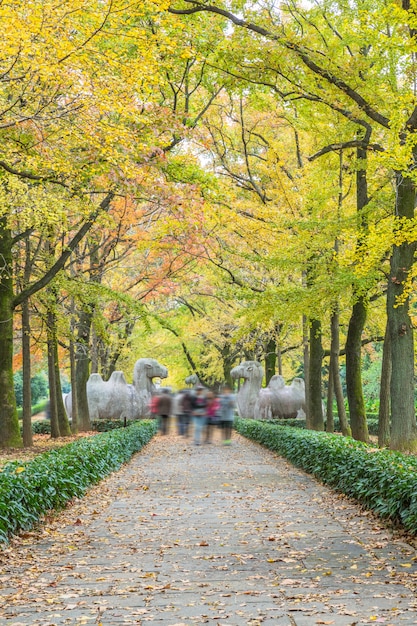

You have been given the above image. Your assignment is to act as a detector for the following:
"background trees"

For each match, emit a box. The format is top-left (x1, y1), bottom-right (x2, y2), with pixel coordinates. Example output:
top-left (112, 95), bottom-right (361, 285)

top-left (3, 0), bottom-right (417, 452)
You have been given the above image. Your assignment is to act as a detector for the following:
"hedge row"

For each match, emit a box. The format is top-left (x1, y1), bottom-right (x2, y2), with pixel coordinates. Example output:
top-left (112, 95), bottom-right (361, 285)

top-left (267, 416), bottom-right (379, 436)
top-left (0, 419), bottom-right (158, 543)
top-left (29, 418), bottom-right (145, 435)
top-left (17, 399), bottom-right (50, 419)
top-left (235, 418), bottom-right (417, 534)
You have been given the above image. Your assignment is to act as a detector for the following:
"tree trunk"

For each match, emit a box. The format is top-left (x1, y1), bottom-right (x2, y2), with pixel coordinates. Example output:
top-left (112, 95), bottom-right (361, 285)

top-left (265, 336), bottom-right (276, 385)
top-left (308, 318), bottom-right (324, 430)
top-left (47, 310), bottom-right (60, 439)
top-left (345, 297), bottom-right (369, 442)
top-left (378, 323), bottom-right (391, 448)
top-left (330, 310), bottom-right (350, 436)
top-left (69, 336), bottom-right (79, 433)
top-left (21, 235), bottom-right (33, 447)
top-left (21, 298), bottom-right (33, 447)
top-left (0, 218), bottom-right (22, 448)
top-left (345, 144), bottom-right (369, 443)
top-left (303, 314), bottom-right (310, 428)
top-left (388, 172), bottom-right (417, 451)
top-left (53, 332), bottom-right (71, 436)
top-left (75, 308), bottom-right (93, 431)
top-left (91, 326), bottom-right (99, 374)
top-left (222, 344), bottom-right (234, 388)
top-left (326, 365), bottom-right (334, 433)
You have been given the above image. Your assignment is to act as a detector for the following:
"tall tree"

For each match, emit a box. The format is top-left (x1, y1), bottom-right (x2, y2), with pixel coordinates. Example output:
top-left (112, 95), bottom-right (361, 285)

top-left (169, 0), bottom-right (417, 450)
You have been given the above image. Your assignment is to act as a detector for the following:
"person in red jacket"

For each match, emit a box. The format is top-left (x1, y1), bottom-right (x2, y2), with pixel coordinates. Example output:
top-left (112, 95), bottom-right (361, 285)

top-left (205, 391), bottom-right (220, 444)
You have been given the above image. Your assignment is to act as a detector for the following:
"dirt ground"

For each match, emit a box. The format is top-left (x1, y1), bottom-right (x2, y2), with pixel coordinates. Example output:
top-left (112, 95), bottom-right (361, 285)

top-left (0, 431), bottom-right (97, 469)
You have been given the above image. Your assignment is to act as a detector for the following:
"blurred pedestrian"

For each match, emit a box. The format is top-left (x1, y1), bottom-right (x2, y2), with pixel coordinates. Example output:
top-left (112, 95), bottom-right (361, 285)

top-left (173, 391), bottom-right (183, 435)
top-left (158, 388), bottom-right (173, 435)
top-left (149, 390), bottom-right (160, 420)
top-left (191, 385), bottom-right (208, 446)
top-left (219, 385), bottom-right (236, 445)
top-left (205, 390), bottom-right (220, 444)
top-left (179, 389), bottom-right (193, 437)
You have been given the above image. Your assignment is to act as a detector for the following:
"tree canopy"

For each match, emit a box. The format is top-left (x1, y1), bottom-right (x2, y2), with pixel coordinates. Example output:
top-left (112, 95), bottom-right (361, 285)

top-left (2, 0), bottom-right (417, 451)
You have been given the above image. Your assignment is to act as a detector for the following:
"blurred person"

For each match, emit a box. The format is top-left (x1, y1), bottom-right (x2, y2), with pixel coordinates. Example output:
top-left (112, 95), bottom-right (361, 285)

top-left (158, 388), bottom-right (173, 435)
top-left (191, 385), bottom-right (208, 446)
top-left (179, 389), bottom-right (193, 437)
top-left (219, 385), bottom-right (236, 445)
top-left (205, 390), bottom-right (220, 444)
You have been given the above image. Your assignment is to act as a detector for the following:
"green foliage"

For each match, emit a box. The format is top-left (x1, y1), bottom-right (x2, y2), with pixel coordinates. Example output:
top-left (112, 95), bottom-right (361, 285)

top-left (27, 417), bottom-right (148, 435)
top-left (235, 419), bottom-right (417, 533)
top-left (17, 399), bottom-right (50, 420)
top-left (0, 420), bottom-right (157, 543)
top-left (13, 371), bottom-right (49, 408)
top-left (90, 419), bottom-right (141, 432)
top-left (30, 420), bottom-right (52, 435)
top-left (267, 414), bottom-right (380, 435)
top-left (13, 371), bottom-right (23, 407)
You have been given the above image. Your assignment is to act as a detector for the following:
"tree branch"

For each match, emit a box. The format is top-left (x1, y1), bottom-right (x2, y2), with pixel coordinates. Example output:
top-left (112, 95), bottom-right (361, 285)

top-left (308, 139), bottom-right (384, 161)
top-left (13, 192), bottom-right (114, 308)
top-left (169, 1), bottom-right (390, 128)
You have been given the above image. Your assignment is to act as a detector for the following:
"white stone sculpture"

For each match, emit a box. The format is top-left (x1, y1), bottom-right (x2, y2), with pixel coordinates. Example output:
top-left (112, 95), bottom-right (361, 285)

top-left (133, 358), bottom-right (168, 417)
top-left (64, 357), bottom-right (168, 420)
top-left (231, 360), bottom-right (264, 419)
top-left (254, 376), bottom-right (306, 419)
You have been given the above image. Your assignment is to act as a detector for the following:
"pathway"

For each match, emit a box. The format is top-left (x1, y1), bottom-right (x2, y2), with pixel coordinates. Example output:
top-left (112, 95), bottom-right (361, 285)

top-left (1, 427), bottom-right (417, 625)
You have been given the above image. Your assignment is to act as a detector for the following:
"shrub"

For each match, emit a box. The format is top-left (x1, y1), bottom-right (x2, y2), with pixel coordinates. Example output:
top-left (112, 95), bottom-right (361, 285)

top-left (31, 421), bottom-right (52, 435)
top-left (0, 420), bottom-right (158, 543)
top-left (235, 418), bottom-right (417, 534)
top-left (91, 419), bottom-right (127, 432)
top-left (24, 417), bottom-right (145, 436)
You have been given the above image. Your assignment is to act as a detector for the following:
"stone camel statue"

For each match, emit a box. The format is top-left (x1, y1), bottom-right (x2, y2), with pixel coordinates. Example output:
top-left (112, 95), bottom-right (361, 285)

top-left (254, 375), bottom-right (306, 419)
top-left (64, 357), bottom-right (168, 420)
top-left (230, 360), bottom-right (264, 419)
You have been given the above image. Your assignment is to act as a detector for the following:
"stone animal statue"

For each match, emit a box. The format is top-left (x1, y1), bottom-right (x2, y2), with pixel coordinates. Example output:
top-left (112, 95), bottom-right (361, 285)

top-left (133, 357), bottom-right (168, 417)
top-left (185, 373), bottom-right (200, 387)
top-left (231, 360), bottom-right (264, 419)
top-left (64, 357), bottom-right (168, 420)
top-left (254, 375), bottom-right (285, 420)
top-left (254, 376), bottom-right (306, 419)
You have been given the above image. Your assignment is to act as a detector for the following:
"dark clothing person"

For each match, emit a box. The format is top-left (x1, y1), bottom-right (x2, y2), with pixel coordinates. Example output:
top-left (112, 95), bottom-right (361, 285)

top-left (158, 390), bottom-right (173, 435)
top-left (178, 390), bottom-right (193, 437)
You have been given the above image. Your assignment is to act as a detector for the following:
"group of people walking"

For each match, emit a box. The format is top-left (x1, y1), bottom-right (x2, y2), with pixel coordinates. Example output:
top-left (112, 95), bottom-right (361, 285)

top-left (150, 385), bottom-right (236, 445)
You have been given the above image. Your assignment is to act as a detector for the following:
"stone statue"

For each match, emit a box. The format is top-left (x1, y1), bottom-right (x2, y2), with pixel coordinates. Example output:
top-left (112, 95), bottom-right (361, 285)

top-left (185, 373), bottom-right (200, 387)
top-left (231, 360), bottom-right (264, 419)
top-left (64, 357), bottom-right (168, 420)
top-left (133, 358), bottom-right (168, 417)
top-left (254, 376), bottom-right (306, 419)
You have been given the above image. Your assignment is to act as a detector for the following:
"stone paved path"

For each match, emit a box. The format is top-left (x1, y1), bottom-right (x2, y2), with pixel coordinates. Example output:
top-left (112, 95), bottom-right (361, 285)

top-left (1, 428), bottom-right (417, 625)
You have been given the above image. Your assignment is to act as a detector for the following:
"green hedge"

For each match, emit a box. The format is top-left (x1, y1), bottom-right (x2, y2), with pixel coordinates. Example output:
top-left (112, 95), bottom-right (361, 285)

top-left (17, 399), bottom-right (50, 419)
top-left (267, 416), bottom-right (380, 436)
top-left (0, 420), bottom-right (158, 543)
top-left (31, 420), bottom-right (52, 435)
top-left (235, 418), bottom-right (417, 534)
top-left (29, 418), bottom-right (149, 435)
